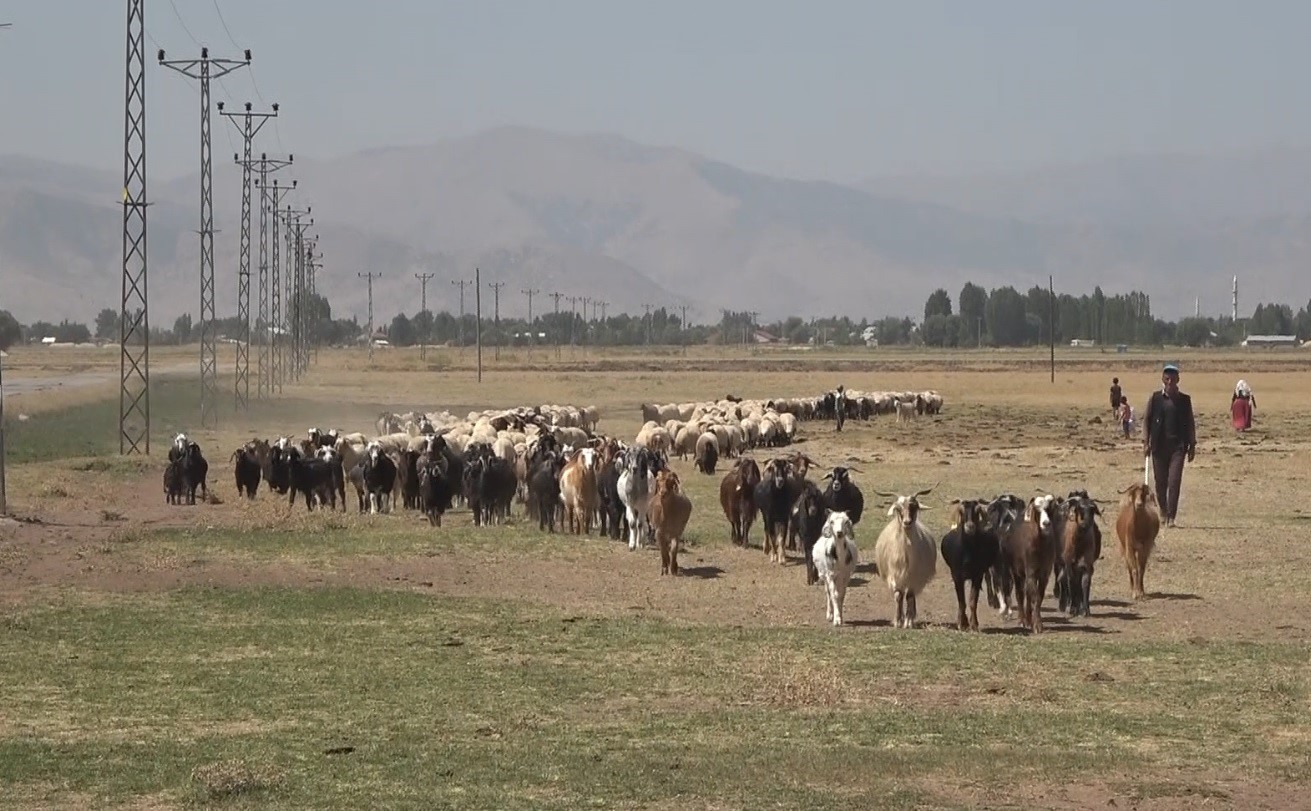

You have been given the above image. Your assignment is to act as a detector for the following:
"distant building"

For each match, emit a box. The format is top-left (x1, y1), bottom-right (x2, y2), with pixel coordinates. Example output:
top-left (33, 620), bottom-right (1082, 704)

top-left (752, 329), bottom-right (780, 344)
top-left (1069, 339), bottom-right (1096, 347)
top-left (1241, 334), bottom-right (1298, 348)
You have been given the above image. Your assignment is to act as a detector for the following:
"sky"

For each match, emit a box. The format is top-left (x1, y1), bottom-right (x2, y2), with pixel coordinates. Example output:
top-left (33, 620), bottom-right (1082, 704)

top-left (2, 0), bottom-right (1311, 182)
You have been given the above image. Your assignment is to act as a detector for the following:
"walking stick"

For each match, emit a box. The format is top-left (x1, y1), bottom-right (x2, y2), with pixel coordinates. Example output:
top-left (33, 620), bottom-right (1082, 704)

top-left (1143, 454), bottom-right (1151, 486)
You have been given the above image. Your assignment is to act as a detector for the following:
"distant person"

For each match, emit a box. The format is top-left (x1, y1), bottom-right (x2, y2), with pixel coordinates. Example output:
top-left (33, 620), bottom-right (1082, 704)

top-left (1117, 395), bottom-right (1134, 438)
top-left (1142, 364), bottom-right (1196, 528)
top-left (1231, 379), bottom-right (1255, 432)
top-left (834, 385), bottom-right (847, 432)
top-left (1109, 377), bottom-right (1122, 413)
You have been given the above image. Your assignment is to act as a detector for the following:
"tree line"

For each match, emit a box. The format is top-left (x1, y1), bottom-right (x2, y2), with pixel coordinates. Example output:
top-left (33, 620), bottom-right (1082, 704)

top-left (4, 284), bottom-right (1309, 352)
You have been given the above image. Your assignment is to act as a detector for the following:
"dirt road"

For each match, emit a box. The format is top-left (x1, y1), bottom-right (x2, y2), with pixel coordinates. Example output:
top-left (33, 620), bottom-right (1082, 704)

top-left (1, 362), bottom-right (194, 396)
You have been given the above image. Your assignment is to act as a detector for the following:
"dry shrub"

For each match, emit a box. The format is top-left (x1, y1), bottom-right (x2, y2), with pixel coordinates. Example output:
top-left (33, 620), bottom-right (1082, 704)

top-left (740, 656), bottom-right (855, 708)
top-left (38, 480), bottom-right (71, 498)
top-left (190, 759), bottom-right (283, 801)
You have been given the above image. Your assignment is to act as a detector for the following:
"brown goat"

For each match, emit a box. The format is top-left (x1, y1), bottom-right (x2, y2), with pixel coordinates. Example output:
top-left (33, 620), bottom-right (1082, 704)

top-left (719, 458), bottom-right (761, 546)
top-left (1000, 494), bottom-right (1061, 633)
top-left (648, 470), bottom-right (693, 575)
top-left (1115, 483), bottom-right (1161, 600)
top-left (1056, 496), bottom-right (1102, 617)
top-left (559, 448), bottom-right (599, 535)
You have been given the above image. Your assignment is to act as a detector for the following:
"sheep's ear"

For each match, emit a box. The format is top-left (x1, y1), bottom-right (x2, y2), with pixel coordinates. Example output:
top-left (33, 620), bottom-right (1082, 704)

top-left (821, 522), bottom-right (834, 539)
top-left (947, 502), bottom-right (964, 530)
top-left (886, 503), bottom-right (898, 517)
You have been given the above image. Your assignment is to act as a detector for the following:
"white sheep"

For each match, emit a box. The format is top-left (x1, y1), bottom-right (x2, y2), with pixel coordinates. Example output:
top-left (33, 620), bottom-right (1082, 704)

top-left (813, 511), bottom-right (859, 626)
top-left (873, 487), bottom-right (938, 629)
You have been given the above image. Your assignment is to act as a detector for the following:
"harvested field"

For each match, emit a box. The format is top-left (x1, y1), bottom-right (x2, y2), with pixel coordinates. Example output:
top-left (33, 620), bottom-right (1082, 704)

top-left (1, 344), bottom-right (1309, 809)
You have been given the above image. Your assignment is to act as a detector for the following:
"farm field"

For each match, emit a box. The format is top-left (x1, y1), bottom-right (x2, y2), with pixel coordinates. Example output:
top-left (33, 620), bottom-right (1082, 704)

top-left (2, 345), bottom-right (1310, 809)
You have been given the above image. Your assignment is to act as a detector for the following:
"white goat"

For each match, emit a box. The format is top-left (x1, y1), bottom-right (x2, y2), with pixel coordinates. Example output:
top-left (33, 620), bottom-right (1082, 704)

top-left (873, 486), bottom-right (938, 629)
top-left (812, 511), bottom-right (859, 626)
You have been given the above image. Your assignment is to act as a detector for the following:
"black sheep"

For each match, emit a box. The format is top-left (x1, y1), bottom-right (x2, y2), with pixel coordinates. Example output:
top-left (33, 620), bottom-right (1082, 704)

top-left (596, 455), bottom-right (625, 540)
top-left (231, 446), bottom-right (262, 500)
top-left (940, 499), bottom-right (1001, 631)
top-left (418, 455), bottom-right (454, 526)
top-left (164, 460), bottom-right (184, 505)
top-left (287, 452), bottom-right (338, 511)
top-left (753, 458), bottom-right (794, 563)
top-left (528, 453), bottom-right (565, 532)
top-left (362, 445), bottom-right (398, 514)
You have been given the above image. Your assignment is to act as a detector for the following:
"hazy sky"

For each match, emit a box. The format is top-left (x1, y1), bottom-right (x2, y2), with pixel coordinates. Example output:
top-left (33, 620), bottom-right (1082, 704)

top-left (2, 0), bottom-right (1310, 182)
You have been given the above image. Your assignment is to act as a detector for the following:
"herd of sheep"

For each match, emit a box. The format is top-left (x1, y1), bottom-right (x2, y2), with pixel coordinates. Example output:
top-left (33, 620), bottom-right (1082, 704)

top-left (162, 385), bottom-right (1164, 633)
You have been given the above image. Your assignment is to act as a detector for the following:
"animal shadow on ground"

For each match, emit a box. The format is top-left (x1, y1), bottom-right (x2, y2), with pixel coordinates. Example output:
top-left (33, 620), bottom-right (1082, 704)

top-left (1088, 610), bottom-right (1144, 621)
top-left (1148, 592), bottom-right (1203, 601)
top-left (845, 618), bottom-right (893, 628)
top-left (1043, 615), bottom-right (1116, 634)
top-left (981, 624), bottom-right (1029, 636)
top-left (678, 565), bottom-right (724, 580)
top-left (1092, 598), bottom-right (1130, 607)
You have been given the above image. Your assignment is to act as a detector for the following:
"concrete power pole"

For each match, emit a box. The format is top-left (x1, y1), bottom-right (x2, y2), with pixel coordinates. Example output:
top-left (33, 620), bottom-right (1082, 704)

top-left (158, 46), bottom-right (249, 429)
top-left (265, 179), bottom-right (296, 392)
top-left (567, 296), bottom-right (581, 350)
top-left (549, 291), bottom-right (564, 359)
top-left (250, 154), bottom-right (292, 399)
top-left (218, 100), bottom-right (278, 412)
top-left (521, 287), bottom-right (539, 353)
top-left (475, 268), bottom-right (483, 383)
top-left (415, 272), bottom-right (436, 360)
top-left (359, 272), bottom-right (381, 362)
top-left (119, 0), bottom-right (150, 455)
top-left (451, 278), bottom-right (471, 351)
top-left (642, 303), bottom-right (654, 345)
top-left (488, 281), bottom-right (506, 360)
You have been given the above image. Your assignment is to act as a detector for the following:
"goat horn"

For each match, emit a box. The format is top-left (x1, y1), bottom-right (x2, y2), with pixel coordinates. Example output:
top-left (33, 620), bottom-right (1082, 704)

top-left (1116, 486), bottom-right (1132, 494)
top-left (914, 482), bottom-right (938, 497)
top-left (846, 466), bottom-right (862, 473)
top-left (872, 490), bottom-right (898, 499)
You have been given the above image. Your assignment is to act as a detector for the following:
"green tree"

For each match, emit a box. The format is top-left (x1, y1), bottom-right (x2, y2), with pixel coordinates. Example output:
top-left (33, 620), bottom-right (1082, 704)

top-left (1296, 300), bottom-right (1311, 340)
top-left (389, 313), bottom-right (416, 347)
top-left (920, 314), bottom-right (950, 347)
top-left (0, 310), bottom-right (22, 350)
top-left (173, 313), bottom-right (193, 343)
top-left (985, 286), bottom-right (1028, 346)
top-left (924, 288), bottom-right (953, 320)
top-left (1175, 317), bottom-right (1211, 347)
top-left (94, 308), bottom-right (119, 340)
top-left (958, 282), bottom-right (987, 344)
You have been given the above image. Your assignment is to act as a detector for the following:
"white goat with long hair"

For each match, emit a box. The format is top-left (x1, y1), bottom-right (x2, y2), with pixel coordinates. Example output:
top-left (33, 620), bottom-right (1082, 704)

top-left (812, 511), bottom-right (859, 626)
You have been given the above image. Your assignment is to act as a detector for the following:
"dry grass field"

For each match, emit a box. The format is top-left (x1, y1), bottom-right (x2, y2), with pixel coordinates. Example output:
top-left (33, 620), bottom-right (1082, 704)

top-left (2, 343), bottom-right (1310, 809)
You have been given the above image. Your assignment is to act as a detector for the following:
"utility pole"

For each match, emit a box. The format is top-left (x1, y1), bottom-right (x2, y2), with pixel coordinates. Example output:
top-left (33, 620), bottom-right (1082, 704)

top-left (451, 278), bottom-right (470, 351)
top-left (488, 281), bottom-right (506, 360)
top-left (249, 154), bottom-right (291, 399)
top-left (119, 0), bottom-right (150, 455)
top-left (282, 207), bottom-right (312, 379)
top-left (1049, 274), bottom-right (1056, 384)
top-left (549, 291), bottom-right (564, 359)
top-left (567, 296), bottom-right (581, 349)
top-left (265, 179), bottom-right (296, 392)
top-left (642, 303), bottom-right (654, 345)
top-left (359, 272), bottom-right (381, 362)
top-left (581, 297), bottom-right (592, 353)
top-left (218, 100), bottom-right (279, 412)
top-left (679, 304), bottom-right (689, 355)
top-left (415, 272), bottom-right (436, 360)
top-left (747, 311), bottom-right (759, 348)
top-left (159, 46), bottom-right (250, 428)
top-left (475, 268), bottom-right (483, 383)
top-left (307, 241), bottom-right (322, 365)
top-left (521, 287), bottom-right (539, 353)
top-left (594, 300), bottom-right (607, 348)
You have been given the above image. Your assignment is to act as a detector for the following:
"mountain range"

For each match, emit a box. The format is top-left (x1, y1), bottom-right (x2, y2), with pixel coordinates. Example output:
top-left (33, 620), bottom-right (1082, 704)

top-left (2, 126), bottom-right (1309, 326)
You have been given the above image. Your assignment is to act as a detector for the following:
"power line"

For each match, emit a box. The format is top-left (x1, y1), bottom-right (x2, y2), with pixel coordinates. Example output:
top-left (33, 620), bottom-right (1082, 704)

top-left (212, 0), bottom-right (239, 48)
top-left (167, 0), bottom-right (202, 48)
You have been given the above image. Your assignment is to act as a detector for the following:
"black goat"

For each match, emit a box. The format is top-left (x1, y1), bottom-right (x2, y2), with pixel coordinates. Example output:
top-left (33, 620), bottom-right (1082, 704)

top-left (288, 451), bottom-right (339, 511)
top-left (822, 466), bottom-right (864, 525)
top-left (362, 444), bottom-right (398, 514)
top-left (790, 479), bottom-right (829, 585)
top-left (231, 446), bottom-right (262, 500)
top-left (264, 445), bottom-right (292, 495)
top-left (753, 458), bottom-right (794, 563)
top-left (528, 452), bottom-right (565, 532)
top-left (417, 454), bottom-right (454, 526)
top-left (940, 499), bottom-right (1001, 631)
top-left (596, 454), bottom-right (625, 540)
top-left (1055, 493), bottom-right (1103, 617)
top-left (164, 460), bottom-right (184, 505)
top-left (181, 442), bottom-right (209, 505)
top-left (983, 493), bottom-right (1026, 615)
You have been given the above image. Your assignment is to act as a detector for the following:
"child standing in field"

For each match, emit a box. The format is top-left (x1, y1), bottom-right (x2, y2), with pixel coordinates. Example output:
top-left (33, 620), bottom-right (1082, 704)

top-left (1117, 396), bottom-right (1134, 438)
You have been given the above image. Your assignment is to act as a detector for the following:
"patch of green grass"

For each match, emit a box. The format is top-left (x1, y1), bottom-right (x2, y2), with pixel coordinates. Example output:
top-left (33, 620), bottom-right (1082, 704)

top-left (3, 378), bottom-right (205, 463)
top-left (0, 588), bottom-right (1306, 809)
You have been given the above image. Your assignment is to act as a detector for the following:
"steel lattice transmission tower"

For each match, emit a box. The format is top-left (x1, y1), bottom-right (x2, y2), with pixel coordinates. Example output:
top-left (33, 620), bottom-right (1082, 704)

top-left (282, 208), bottom-right (312, 378)
top-left (250, 154), bottom-right (292, 399)
top-left (307, 241), bottom-right (323, 366)
top-left (119, 0), bottom-right (150, 455)
top-left (158, 46), bottom-right (250, 429)
top-left (265, 180), bottom-right (296, 392)
top-left (218, 101), bottom-right (278, 412)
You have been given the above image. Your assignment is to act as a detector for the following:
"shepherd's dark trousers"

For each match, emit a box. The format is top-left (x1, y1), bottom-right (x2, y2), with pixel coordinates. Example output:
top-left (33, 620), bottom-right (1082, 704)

top-left (1151, 446), bottom-right (1186, 521)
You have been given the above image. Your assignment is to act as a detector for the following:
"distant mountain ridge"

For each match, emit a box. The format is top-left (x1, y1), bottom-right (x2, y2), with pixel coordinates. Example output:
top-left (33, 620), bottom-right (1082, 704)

top-left (2, 129), bottom-right (1309, 325)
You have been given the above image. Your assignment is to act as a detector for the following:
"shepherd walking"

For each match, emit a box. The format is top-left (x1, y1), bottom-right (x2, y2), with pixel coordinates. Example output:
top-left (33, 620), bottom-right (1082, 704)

top-left (1142, 363), bottom-right (1196, 528)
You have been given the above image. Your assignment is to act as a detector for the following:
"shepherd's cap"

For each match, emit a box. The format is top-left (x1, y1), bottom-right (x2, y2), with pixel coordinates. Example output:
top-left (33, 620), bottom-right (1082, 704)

top-left (1163, 363), bottom-right (1179, 374)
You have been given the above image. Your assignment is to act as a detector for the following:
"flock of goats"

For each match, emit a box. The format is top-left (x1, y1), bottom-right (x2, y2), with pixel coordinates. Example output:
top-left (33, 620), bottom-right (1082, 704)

top-left (161, 387), bottom-right (1163, 634)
